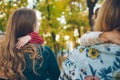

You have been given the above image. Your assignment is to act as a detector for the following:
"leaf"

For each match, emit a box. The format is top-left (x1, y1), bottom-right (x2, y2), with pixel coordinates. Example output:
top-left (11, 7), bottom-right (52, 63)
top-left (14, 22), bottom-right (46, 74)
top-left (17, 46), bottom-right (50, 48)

top-left (113, 61), bottom-right (120, 69)
top-left (89, 64), bottom-right (97, 76)
top-left (98, 66), bottom-right (112, 79)
top-left (116, 57), bottom-right (120, 63)
top-left (79, 74), bottom-right (84, 80)
top-left (115, 51), bottom-right (120, 56)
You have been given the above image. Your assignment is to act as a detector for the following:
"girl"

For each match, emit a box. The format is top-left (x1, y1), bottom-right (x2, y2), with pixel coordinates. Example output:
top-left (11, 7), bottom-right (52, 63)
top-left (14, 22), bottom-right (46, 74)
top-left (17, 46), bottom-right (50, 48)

top-left (59, 0), bottom-right (120, 80)
top-left (0, 8), bottom-right (60, 80)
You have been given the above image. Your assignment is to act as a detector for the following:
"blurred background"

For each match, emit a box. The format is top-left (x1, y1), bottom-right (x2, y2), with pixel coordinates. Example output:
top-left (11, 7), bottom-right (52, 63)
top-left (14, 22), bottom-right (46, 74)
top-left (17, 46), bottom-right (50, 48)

top-left (0, 0), bottom-right (103, 67)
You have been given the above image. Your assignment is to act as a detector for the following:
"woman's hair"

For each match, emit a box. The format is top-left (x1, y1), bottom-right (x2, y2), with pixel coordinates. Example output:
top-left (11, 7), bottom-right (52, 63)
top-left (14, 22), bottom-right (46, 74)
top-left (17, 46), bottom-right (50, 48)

top-left (94, 0), bottom-right (120, 31)
top-left (0, 8), bottom-right (42, 80)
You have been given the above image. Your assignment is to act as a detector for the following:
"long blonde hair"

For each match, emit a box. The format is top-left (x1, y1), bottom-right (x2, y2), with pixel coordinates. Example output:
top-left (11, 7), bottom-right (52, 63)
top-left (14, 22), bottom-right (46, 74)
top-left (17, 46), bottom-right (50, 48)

top-left (94, 0), bottom-right (120, 31)
top-left (0, 8), bottom-right (42, 80)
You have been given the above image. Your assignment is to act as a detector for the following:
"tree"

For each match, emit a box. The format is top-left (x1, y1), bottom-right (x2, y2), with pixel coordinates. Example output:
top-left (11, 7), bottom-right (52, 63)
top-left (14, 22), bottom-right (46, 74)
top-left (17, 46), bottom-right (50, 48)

top-left (64, 0), bottom-right (89, 47)
top-left (0, 0), bottom-right (28, 31)
top-left (34, 0), bottom-right (90, 53)
top-left (35, 0), bottom-right (66, 55)
top-left (87, 0), bottom-right (98, 30)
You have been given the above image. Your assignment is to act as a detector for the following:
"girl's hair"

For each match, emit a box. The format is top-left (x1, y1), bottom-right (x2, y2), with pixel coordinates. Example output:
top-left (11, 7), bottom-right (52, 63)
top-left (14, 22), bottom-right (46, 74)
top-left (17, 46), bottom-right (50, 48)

top-left (94, 0), bottom-right (120, 31)
top-left (0, 8), bottom-right (42, 80)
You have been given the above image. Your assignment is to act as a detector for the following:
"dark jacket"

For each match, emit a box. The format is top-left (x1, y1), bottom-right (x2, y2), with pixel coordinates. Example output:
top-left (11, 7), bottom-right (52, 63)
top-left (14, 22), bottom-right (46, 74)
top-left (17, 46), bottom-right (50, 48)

top-left (23, 45), bottom-right (60, 80)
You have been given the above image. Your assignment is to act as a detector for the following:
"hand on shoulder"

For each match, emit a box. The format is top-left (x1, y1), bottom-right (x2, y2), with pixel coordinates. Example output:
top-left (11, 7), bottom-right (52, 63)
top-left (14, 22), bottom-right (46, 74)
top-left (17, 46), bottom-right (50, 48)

top-left (99, 28), bottom-right (120, 44)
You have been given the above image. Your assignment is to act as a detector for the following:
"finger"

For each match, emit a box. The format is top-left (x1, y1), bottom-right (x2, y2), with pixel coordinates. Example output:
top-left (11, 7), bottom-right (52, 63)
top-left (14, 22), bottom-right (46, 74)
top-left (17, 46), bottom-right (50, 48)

top-left (17, 44), bottom-right (21, 49)
top-left (16, 41), bottom-right (20, 49)
top-left (16, 42), bottom-right (19, 48)
top-left (94, 76), bottom-right (99, 80)
top-left (19, 43), bottom-right (24, 49)
top-left (18, 42), bottom-right (25, 49)
top-left (85, 76), bottom-right (93, 80)
top-left (16, 43), bottom-right (21, 49)
top-left (16, 41), bottom-right (23, 49)
top-left (16, 38), bottom-right (21, 47)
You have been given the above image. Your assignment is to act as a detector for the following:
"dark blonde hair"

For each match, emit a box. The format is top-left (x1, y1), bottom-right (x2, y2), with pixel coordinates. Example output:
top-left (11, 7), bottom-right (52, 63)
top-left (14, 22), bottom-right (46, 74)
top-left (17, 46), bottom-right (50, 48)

top-left (0, 8), bottom-right (42, 80)
top-left (94, 0), bottom-right (120, 31)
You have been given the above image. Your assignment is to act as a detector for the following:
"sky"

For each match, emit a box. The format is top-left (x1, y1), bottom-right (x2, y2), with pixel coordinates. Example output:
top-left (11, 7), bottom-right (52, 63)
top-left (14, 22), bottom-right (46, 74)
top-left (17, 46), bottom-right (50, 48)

top-left (27, 0), bottom-right (42, 20)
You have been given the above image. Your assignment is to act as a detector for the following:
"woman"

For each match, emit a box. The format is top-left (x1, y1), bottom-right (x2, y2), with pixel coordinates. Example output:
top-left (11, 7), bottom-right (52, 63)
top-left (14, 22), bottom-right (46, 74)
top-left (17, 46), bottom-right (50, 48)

top-left (59, 0), bottom-right (120, 80)
top-left (80, 6), bottom-right (120, 47)
top-left (0, 8), bottom-right (60, 80)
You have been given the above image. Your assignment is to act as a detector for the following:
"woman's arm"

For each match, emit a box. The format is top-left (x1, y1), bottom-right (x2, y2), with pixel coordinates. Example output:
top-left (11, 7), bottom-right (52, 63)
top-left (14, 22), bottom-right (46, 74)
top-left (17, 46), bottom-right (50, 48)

top-left (80, 29), bottom-right (120, 46)
top-left (16, 32), bottom-right (44, 49)
top-left (99, 29), bottom-right (120, 45)
top-left (16, 35), bottom-right (31, 49)
top-left (80, 32), bottom-right (104, 46)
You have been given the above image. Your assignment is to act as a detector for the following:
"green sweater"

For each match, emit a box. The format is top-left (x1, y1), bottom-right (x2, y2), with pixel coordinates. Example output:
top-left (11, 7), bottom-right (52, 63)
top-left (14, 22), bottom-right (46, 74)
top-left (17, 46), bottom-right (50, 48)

top-left (23, 45), bottom-right (60, 80)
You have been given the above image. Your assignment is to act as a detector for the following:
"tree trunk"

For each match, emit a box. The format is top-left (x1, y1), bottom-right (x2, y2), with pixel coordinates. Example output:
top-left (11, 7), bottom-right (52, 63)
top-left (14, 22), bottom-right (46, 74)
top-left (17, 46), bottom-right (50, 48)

top-left (51, 32), bottom-right (58, 57)
top-left (87, 0), bottom-right (98, 31)
top-left (46, 0), bottom-right (51, 20)
top-left (77, 26), bottom-right (81, 38)
top-left (46, 0), bottom-right (57, 56)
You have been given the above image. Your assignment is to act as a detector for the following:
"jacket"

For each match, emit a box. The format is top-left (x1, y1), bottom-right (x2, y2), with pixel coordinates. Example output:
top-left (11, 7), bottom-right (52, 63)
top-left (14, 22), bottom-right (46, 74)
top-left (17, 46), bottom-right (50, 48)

top-left (23, 45), bottom-right (60, 80)
top-left (59, 43), bottom-right (120, 80)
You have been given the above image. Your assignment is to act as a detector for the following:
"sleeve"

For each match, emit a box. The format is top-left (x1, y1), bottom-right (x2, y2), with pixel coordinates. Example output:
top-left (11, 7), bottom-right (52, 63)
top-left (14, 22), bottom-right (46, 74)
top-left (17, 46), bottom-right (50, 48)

top-left (59, 48), bottom-right (85, 80)
top-left (45, 46), bottom-right (60, 80)
top-left (59, 59), bottom-right (73, 80)
top-left (29, 32), bottom-right (44, 44)
top-left (80, 32), bottom-right (104, 46)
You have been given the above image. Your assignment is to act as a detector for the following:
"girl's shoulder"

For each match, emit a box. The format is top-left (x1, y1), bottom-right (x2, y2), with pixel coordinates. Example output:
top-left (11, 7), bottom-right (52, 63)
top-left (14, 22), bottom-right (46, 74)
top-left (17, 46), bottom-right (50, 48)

top-left (34, 45), bottom-right (53, 58)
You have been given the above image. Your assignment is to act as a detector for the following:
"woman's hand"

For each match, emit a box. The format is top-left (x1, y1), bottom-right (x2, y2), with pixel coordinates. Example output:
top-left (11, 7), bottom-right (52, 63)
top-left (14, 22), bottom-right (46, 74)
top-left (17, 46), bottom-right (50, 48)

top-left (85, 76), bottom-right (99, 80)
top-left (16, 35), bottom-right (31, 49)
top-left (99, 28), bottom-right (120, 44)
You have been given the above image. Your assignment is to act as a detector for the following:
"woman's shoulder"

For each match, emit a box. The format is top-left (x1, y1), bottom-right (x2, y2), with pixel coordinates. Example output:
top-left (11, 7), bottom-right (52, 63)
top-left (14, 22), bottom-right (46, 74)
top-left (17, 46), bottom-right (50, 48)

top-left (44, 46), bottom-right (52, 52)
top-left (67, 43), bottom-right (120, 60)
top-left (90, 43), bottom-right (120, 52)
top-left (34, 44), bottom-right (50, 50)
top-left (34, 45), bottom-right (53, 57)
